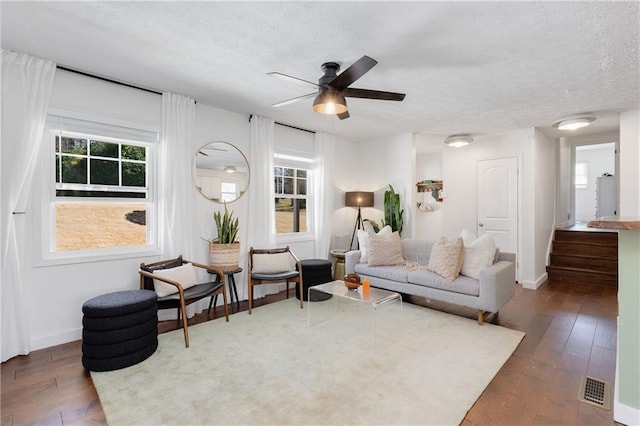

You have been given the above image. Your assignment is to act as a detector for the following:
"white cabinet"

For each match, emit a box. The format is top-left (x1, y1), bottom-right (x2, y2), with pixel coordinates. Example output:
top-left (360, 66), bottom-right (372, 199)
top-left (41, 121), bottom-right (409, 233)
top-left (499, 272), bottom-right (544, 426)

top-left (595, 176), bottom-right (616, 217)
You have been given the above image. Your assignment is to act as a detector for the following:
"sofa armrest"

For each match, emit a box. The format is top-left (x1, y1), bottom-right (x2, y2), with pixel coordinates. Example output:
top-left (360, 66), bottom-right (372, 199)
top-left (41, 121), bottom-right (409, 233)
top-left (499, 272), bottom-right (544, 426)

top-left (478, 260), bottom-right (516, 313)
top-left (345, 250), bottom-right (361, 274)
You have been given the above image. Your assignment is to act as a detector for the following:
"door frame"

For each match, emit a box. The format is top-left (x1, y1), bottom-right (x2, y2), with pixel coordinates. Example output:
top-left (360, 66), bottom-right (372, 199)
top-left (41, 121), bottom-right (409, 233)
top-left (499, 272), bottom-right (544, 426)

top-left (571, 140), bottom-right (619, 224)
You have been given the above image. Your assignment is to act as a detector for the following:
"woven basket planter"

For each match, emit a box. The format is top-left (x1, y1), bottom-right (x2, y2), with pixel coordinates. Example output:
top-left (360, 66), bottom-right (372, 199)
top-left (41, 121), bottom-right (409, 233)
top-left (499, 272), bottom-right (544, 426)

top-left (209, 242), bottom-right (240, 271)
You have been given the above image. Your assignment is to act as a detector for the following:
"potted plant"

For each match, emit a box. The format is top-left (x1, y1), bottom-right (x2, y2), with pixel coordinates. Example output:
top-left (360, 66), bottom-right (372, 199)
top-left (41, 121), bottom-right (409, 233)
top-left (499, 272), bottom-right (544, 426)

top-left (208, 204), bottom-right (240, 271)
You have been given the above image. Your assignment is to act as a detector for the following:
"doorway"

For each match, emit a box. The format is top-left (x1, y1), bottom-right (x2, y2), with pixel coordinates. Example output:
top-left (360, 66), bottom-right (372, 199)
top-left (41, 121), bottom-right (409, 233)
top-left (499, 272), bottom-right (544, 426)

top-left (574, 142), bottom-right (617, 224)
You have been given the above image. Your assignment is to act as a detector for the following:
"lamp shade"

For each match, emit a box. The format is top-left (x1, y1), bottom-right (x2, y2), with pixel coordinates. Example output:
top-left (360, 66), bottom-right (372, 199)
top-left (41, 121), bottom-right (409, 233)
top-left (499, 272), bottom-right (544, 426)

top-left (312, 90), bottom-right (348, 115)
top-left (345, 191), bottom-right (374, 208)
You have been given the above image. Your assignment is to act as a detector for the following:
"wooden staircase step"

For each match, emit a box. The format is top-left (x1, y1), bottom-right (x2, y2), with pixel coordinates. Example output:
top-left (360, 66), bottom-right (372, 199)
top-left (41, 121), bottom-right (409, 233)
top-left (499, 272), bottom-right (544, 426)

top-left (553, 229), bottom-right (618, 245)
top-left (546, 265), bottom-right (617, 287)
top-left (552, 241), bottom-right (618, 258)
top-left (549, 253), bottom-right (618, 273)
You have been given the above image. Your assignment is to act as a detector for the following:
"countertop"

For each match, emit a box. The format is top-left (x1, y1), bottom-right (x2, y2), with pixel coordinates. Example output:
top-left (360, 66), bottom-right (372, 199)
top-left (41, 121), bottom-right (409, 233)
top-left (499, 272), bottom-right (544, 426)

top-left (587, 216), bottom-right (640, 231)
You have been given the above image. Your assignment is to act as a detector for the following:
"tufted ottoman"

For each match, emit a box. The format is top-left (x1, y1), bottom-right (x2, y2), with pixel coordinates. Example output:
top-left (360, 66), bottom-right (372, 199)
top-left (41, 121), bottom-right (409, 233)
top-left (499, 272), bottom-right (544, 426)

top-left (82, 290), bottom-right (158, 372)
top-left (296, 259), bottom-right (333, 302)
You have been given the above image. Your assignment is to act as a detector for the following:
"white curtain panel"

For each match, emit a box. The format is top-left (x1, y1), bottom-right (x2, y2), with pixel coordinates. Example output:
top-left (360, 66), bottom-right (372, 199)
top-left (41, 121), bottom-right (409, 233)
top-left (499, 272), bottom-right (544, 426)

top-left (312, 131), bottom-right (336, 259)
top-left (158, 93), bottom-right (202, 319)
top-left (247, 115), bottom-right (281, 299)
top-left (1, 51), bottom-right (56, 362)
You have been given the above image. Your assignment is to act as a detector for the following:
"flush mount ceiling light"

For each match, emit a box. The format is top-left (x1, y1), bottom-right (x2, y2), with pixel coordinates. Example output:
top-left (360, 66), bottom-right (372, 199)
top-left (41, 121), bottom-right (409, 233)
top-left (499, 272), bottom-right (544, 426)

top-left (552, 116), bottom-right (596, 131)
top-left (224, 166), bottom-right (236, 174)
top-left (312, 89), bottom-right (348, 115)
top-left (444, 134), bottom-right (474, 148)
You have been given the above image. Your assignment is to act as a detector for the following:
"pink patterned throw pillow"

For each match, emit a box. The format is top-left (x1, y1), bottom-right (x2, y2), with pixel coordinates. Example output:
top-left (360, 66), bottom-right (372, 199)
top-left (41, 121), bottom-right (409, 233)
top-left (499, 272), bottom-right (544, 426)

top-left (427, 236), bottom-right (465, 281)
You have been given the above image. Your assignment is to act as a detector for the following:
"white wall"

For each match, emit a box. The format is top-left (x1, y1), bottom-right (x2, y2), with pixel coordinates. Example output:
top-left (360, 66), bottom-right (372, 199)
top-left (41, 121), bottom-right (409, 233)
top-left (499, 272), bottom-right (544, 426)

top-left (331, 136), bottom-right (362, 250)
top-left (24, 71), bottom-right (164, 349)
top-left (193, 104), bottom-right (251, 298)
top-left (20, 71), bottom-right (364, 349)
top-left (441, 128), bottom-right (553, 287)
top-left (619, 110), bottom-right (640, 216)
top-left (414, 149), bottom-right (444, 240)
top-left (556, 136), bottom-right (572, 227)
top-left (534, 129), bottom-right (557, 285)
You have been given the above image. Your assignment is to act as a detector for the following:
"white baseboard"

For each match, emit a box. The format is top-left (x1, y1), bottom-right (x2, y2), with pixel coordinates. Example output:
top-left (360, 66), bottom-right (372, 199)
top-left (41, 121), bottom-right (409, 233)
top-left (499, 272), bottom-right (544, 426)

top-left (614, 323), bottom-right (640, 426)
top-left (31, 328), bottom-right (82, 351)
top-left (614, 399), bottom-right (640, 425)
top-left (521, 273), bottom-right (548, 290)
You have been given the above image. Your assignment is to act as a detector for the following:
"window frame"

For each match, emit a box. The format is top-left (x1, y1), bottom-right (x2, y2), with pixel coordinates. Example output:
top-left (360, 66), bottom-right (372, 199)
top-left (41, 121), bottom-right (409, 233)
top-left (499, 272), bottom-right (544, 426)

top-left (575, 161), bottom-right (588, 189)
top-left (34, 123), bottom-right (159, 266)
top-left (273, 153), bottom-right (313, 241)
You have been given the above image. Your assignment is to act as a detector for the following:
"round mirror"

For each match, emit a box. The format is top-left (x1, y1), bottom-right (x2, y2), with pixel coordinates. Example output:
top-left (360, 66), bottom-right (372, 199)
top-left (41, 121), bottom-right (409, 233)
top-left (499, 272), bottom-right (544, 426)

top-left (194, 141), bottom-right (250, 203)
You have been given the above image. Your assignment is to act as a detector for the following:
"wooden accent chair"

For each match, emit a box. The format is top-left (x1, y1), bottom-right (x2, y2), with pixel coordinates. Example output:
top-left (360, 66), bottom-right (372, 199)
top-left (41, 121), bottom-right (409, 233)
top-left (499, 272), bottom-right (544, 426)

top-left (248, 246), bottom-right (303, 314)
top-left (139, 256), bottom-right (229, 347)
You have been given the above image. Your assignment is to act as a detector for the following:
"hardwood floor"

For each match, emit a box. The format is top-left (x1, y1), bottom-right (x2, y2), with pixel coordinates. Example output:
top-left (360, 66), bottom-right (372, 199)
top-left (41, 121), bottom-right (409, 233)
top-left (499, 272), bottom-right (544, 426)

top-left (1, 281), bottom-right (619, 425)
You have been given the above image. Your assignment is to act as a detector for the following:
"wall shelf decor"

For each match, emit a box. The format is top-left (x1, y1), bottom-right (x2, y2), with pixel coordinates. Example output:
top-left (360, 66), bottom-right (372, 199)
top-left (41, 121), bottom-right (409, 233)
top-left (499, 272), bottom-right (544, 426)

top-left (416, 180), bottom-right (444, 211)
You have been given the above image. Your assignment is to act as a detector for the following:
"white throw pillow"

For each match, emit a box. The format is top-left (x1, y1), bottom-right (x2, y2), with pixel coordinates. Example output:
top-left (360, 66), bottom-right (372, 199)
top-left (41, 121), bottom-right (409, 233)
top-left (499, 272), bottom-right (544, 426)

top-left (368, 231), bottom-right (405, 267)
top-left (358, 225), bottom-right (392, 263)
top-left (427, 236), bottom-right (465, 281)
top-left (153, 262), bottom-right (199, 297)
top-left (460, 232), bottom-right (497, 279)
top-left (252, 252), bottom-right (293, 274)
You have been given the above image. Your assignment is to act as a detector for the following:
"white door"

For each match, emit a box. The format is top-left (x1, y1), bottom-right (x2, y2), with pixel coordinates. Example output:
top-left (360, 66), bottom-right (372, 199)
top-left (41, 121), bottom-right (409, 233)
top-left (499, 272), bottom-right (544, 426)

top-left (477, 158), bottom-right (518, 255)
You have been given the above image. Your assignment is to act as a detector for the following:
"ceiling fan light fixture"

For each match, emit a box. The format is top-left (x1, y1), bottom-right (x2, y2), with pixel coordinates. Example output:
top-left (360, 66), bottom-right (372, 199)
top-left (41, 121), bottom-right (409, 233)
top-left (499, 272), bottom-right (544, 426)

top-left (312, 90), bottom-right (348, 115)
top-left (444, 134), bottom-right (473, 148)
top-left (552, 116), bottom-right (596, 131)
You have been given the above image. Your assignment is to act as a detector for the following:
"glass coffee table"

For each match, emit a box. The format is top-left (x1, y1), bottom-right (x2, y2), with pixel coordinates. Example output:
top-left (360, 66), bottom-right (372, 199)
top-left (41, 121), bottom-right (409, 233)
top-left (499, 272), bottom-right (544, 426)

top-left (307, 280), bottom-right (402, 326)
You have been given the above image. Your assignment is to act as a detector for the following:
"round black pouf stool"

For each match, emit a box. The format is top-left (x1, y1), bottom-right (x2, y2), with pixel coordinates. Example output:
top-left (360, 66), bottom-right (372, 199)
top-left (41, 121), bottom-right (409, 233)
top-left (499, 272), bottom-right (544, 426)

top-left (82, 290), bottom-right (158, 372)
top-left (296, 259), bottom-right (333, 302)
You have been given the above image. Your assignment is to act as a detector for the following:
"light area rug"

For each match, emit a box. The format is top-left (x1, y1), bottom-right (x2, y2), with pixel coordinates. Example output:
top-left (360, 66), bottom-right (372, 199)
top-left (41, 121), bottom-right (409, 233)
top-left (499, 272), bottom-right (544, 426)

top-left (91, 297), bottom-right (524, 425)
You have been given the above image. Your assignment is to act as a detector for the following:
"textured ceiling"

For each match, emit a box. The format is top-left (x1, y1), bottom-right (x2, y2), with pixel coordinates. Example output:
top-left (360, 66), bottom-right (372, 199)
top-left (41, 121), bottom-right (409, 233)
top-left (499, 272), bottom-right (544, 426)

top-left (2, 1), bottom-right (638, 145)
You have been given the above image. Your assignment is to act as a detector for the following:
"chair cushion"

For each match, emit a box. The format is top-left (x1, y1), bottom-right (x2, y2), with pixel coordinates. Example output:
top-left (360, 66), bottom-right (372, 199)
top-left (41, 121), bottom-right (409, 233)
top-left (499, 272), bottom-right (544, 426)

top-left (156, 281), bottom-right (223, 306)
top-left (140, 258), bottom-right (183, 291)
top-left (82, 290), bottom-right (157, 317)
top-left (152, 262), bottom-right (198, 297)
top-left (83, 341), bottom-right (158, 372)
top-left (252, 252), bottom-right (293, 273)
top-left (252, 271), bottom-right (299, 281)
top-left (82, 305), bottom-right (158, 331)
top-left (83, 317), bottom-right (158, 345)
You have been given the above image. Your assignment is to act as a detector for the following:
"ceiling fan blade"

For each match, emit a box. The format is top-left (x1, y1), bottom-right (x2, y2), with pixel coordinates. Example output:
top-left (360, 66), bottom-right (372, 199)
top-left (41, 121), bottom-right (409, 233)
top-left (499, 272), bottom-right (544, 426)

top-left (343, 87), bottom-right (406, 101)
top-left (267, 72), bottom-right (320, 89)
top-left (271, 92), bottom-right (316, 108)
top-left (337, 111), bottom-right (350, 120)
top-left (328, 55), bottom-right (378, 91)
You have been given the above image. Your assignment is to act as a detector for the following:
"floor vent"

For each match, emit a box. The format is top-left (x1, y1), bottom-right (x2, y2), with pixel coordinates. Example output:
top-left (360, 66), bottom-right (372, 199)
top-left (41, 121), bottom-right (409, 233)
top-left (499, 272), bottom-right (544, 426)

top-left (578, 375), bottom-right (611, 410)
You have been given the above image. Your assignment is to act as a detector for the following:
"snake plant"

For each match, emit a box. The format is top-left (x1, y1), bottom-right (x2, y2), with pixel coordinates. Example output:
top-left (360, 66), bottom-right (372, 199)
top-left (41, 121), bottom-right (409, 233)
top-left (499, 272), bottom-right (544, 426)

top-left (213, 204), bottom-right (239, 244)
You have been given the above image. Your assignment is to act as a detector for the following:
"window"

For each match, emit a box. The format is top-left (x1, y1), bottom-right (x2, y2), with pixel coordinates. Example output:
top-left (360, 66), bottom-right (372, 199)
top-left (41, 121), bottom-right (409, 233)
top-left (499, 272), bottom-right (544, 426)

top-left (274, 163), bottom-right (309, 234)
top-left (575, 162), bottom-right (588, 189)
top-left (220, 182), bottom-right (237, 203)
top-left (47, 121), bottom-right (156, 254)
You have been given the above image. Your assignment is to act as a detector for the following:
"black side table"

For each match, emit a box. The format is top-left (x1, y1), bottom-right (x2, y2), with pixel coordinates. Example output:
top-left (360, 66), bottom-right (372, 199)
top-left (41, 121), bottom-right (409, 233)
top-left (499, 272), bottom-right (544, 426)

top-left (209, 267), bottom-right (242, 313)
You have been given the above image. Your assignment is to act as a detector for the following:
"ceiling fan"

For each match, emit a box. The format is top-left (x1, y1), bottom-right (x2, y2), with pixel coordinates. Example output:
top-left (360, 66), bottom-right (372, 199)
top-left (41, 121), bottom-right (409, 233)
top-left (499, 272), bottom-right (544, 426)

top-left (268, 55), bottom-right (405, 120)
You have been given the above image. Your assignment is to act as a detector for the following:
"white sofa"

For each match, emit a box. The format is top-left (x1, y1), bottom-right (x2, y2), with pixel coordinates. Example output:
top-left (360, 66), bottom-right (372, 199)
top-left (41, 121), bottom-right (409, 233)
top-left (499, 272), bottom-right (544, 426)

top-left (345, 239), bottom-right (516, 324)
